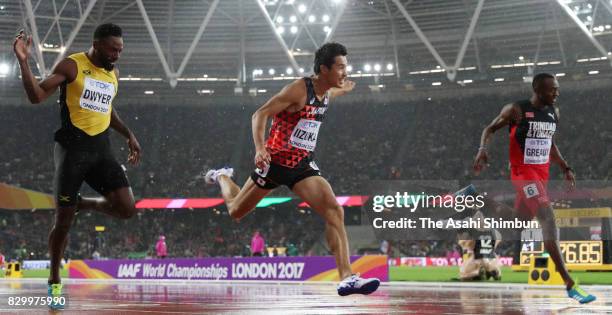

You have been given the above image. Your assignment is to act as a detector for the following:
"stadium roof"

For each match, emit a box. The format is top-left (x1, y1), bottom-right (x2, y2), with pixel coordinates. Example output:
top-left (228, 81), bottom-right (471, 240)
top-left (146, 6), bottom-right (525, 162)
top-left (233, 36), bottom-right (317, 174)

top-left (1, 0), bottom-right (611, 87)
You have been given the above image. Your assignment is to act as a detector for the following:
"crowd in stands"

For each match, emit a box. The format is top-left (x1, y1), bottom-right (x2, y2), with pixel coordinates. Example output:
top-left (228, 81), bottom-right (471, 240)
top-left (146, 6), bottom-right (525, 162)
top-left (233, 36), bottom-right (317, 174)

top-left (0, 206), bottom-right (324, 261)
top-left (1, 84), bottom-right (609, 260)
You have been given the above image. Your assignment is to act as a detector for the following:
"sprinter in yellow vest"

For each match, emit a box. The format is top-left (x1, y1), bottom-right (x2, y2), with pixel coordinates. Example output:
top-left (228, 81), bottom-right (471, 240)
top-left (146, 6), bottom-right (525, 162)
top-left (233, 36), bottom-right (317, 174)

top-left (14, 24), bottom-right (141, 309)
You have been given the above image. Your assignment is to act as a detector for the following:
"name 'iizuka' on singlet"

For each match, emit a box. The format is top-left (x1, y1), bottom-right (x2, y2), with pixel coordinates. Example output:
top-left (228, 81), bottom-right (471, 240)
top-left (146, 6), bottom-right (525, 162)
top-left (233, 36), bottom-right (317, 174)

top-left (509, 99), bottom-right (558, 168)
top-left (265, 77), bottom-right (329, 168)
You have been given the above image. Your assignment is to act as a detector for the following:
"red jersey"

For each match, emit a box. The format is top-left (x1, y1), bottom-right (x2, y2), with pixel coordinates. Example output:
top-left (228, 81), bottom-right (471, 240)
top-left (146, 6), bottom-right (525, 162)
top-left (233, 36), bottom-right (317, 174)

top-left (508, 100), bottom-right (557, 218)
top-left (266, 77), bottom-right (329, 168)
top-left (508, 100), bottom-right (557, 170)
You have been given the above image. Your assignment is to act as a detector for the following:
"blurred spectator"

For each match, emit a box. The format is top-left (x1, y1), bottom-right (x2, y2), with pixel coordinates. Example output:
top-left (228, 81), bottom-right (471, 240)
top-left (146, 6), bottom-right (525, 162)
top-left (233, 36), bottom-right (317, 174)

top-left (380, 240), bottom-right (390, 255)
top-left (251, 231), bottom-right (265, 257)
top-left (286, 243), bottom-right (299, 256)
top-left (156, 235), bottom-right (167, 259)
top-left (446, 245), bottom-right (462, 263)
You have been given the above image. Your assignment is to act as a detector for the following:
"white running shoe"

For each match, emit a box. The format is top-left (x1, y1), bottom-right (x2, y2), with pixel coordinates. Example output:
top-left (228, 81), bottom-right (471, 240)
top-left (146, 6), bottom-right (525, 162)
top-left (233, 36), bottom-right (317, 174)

top-left (204, 167), bottom-right (234, 184)
top-left (337, 273), bottom-right (380, 296)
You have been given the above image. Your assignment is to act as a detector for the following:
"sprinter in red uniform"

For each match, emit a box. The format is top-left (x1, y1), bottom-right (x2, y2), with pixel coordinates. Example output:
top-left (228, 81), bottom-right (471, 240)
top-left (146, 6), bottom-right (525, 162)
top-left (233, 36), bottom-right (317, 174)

top-left (472, 73), bottom-right (595, 304)
top-left (205, 42), bottom-right (379, 296)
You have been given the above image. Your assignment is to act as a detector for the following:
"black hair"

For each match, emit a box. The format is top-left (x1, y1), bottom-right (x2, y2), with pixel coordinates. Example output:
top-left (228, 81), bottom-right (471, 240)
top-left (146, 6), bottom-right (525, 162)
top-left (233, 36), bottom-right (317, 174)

top-left (532, 73), bottom-right (555, 90)
top-left (313, 42), bottom-right (347, 74)
top-left (93, 23), bottom-right (122, 40)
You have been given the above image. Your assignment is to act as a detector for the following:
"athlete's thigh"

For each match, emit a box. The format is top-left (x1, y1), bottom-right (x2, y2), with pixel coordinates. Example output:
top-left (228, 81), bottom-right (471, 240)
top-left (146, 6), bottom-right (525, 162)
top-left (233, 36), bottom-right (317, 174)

top-left (104, 186), bottom-right (136, 210)
top-left (511, 166), bottom-right (549, 220)
top-left (232, 177), bottom-right (274, 210)
top-left (85, 153), bottom-right (130, 197)
top-left (53, 143), bottom-right (89, 207)
top-left (292, 176), bottom-right (339, 216)
top-left (484, 258), bottom-right (501, 272)
top-left (460, 258), bottom-right (481, 276)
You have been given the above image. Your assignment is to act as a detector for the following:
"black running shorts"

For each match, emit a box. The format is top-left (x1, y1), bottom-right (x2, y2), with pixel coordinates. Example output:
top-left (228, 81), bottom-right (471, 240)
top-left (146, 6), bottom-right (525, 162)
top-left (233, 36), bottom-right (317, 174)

top-left (53, 143), bottom-right (130, 207)
top-left (250, 158), bottom-right (321, 190)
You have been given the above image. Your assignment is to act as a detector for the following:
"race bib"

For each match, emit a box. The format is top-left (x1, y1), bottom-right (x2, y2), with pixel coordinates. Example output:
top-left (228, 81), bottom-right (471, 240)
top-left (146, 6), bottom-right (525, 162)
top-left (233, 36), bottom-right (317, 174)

top-left (523, 138), bottom-right (551, 164)
top-left (478, 238), bottom-right (493, 255)
top-left (289, 119), bottom-right (321, 151)
top-left (523, 183), bottom-right (540, 198)
top-left (79, 77), bottom-right (115, 114)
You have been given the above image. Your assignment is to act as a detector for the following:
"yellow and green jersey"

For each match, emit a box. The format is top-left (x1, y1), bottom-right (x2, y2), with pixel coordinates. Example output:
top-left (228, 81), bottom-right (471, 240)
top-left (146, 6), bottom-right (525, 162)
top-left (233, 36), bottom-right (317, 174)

top-left (55, 52), bottom-right (118, 148)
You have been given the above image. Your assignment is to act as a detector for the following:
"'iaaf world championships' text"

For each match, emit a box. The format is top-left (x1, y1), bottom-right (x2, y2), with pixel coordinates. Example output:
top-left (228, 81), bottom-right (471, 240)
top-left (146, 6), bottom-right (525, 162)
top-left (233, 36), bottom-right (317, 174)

top-left (372, 192), bottom-right (485, 213)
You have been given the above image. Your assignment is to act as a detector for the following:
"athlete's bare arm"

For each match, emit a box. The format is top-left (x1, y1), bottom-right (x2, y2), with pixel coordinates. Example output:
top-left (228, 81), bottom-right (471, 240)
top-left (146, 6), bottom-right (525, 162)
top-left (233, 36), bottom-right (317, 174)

top-left (329, 80), bottom-right (355, 100)
top-left (251, 79), bottom-right (307, 169)
top-left (110, 109), bottom-right (142, 166)
top-left (108, 68), bottom-right (142, 166)
top-left (13, 30), bottom-right (76, 104)
top-left (549, 107), bottom-right (575, 189)
top-left (473, 103), bottom-right (520, 174)
top-left (549, 107), bottom-right (567, 169)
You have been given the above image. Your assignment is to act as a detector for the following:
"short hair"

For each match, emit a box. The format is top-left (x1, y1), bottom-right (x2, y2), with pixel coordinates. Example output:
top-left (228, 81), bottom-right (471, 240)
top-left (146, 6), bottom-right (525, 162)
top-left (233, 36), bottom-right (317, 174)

top-left (532, 73), bottom-right (555, 90)
top-left (313, 42), bottom-right (347, 74)
top-left (94, 23), bottom-right (122, 40)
